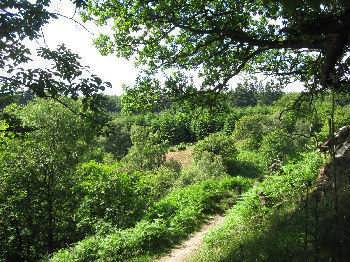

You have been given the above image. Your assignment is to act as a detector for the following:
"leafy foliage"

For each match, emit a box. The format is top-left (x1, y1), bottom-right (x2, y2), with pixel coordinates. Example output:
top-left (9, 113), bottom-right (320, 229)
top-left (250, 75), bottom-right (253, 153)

top-left (87, 0), bottom-right (350, 94)
top-left (75, 161), bottom-right (148, 234)
top-left (229, 77), bottom-right (284, 107)
top-left (191, 152), bottom-right (324, 262)
top-left (4, 1), bottom-right (350, 261)
top-left (97, 118), bottom-right (132, 160)
top-left (121, 77), bottom-right (164, 114)
top-left (1, 1), bottom-right (110, 136)
top-left (151, 109), bottom-right (194, 145)
top-left (50, 177), bottom-right (252, 262)
top-left (233, 114), bottom-right (273, 150)
top-left (121, 72), bottom-right (196, 114)
top-left (122, 125), bottom-right (167, 171)
top-left (190, 109), bottom-right (225, 140)
top-left (193, 132), bottom-right (237, 162)
top-left (260, 128), bottom-right (298, 165)
top-left (1, 90), bottom-right (348, 262)
top-left (177, 152), bottom-right (227, 187)
top-left (0, 99), bottom-right (96, 261)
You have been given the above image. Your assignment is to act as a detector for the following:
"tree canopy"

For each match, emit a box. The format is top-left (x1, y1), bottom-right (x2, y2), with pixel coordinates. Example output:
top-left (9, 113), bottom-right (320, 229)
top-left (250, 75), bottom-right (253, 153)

top-left (0, 0), bottom-right (110, 117)
top-left (87, 0), bottom-right (350, 93)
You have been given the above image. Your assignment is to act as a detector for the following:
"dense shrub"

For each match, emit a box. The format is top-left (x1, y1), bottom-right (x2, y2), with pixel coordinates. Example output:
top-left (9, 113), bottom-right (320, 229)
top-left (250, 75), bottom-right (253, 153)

top-left (190, 109), bottom-right (225, 140)
top-left (193, 132), bottom-right (237, 175)
top-left (177, 152), bottom-right (227, 186)
top-left (223, 112), bottom-right (239, 135)
top-left (175, 142), bottom-right (188, 151)
top-left (152, 110), bottom-right (194, 145)
top-left (191, 152), bottom-right (324, 262)
top-left (195, 152), bottom-right (227, 177)
top-left (122, 125), bottom-right (167, 171)
top-left (231, 150), bottom-right (266, 178)
top-left (136, 166), bottom-right (181, 200)
top-left (232, 114), bottom-right (272, 150)
top-left (193, 132), bottom-right (237, 162)
top-left (50, 177), bottom-right (252, 262)
top-left (96, 118), bottom-right (132, 159)
top-left (75, 161), bottom-right (148, 234)
top-left (278, 110), bottom-right (298, 132)
top-left (260, 128), bottom-right (297, 166)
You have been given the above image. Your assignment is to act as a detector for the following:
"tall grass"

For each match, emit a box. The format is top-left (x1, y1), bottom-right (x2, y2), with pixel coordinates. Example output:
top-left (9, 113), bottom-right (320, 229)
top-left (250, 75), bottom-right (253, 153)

top-left (49, 177), bottom-right (252, 262)
top-left (191, 152), bottom-right (324, 262)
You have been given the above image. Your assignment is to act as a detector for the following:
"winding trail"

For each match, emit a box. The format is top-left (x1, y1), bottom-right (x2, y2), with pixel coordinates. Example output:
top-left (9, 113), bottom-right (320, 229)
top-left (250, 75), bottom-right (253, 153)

top-left (156, 215), bottom-right (225, 262)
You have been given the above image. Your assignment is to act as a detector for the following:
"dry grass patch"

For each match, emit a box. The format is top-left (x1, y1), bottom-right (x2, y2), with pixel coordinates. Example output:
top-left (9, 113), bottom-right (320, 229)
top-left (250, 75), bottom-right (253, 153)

top-left (165, 147), bottom-right (193, 168)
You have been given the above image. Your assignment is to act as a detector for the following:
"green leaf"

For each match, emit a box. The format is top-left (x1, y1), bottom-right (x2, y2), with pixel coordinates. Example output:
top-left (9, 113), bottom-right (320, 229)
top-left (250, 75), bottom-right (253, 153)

top-left (280, 0), bottom-right (298, 15)
top-left (308, 0), bottom-right (321, 10)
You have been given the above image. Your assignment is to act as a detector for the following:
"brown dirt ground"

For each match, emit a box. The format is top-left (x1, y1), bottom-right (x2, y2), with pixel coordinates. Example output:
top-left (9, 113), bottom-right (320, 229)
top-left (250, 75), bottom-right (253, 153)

top-left (165, 148), bottom-right (193, 168)
top-left (156, 215), bottom-right (225, 262)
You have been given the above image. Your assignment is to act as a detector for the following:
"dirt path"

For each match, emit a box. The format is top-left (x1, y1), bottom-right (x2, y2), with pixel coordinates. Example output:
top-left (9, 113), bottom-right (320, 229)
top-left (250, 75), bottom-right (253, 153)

top-left (156, 215), bottom-right (225, 262)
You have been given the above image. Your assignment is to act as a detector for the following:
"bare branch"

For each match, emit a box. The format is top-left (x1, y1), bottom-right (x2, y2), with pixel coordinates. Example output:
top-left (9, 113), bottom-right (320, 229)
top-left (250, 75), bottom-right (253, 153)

top-left (51, 12), bottom-right (93, 35)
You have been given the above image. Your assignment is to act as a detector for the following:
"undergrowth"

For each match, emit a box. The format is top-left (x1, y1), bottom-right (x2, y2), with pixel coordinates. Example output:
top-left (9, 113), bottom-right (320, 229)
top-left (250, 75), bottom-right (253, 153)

top-left (191, 151), bottom-right (324, 262)
top-left (49, 177), bottom-right (252, 262)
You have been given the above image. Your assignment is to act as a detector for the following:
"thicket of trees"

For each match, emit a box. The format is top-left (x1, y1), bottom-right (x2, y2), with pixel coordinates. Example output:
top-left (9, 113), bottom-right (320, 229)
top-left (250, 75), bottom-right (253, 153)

top-left (1, 89), bottom-right (349, 261)
top-left (1, 0), bottom-right (350, 261)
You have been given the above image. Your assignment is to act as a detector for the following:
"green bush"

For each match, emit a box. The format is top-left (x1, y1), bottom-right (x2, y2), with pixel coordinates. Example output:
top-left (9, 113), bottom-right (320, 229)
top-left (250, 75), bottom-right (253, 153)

top-left (177, 152), bottom-right (227, 186)
top-left (260, 128), bottom-right (297, 166)
top-left (75, 161), bottom-right (148, 233)
top-left (232, 114), bottom-right (273, 150)
top-left (190, 109), bottom-right (225, 140)
top-left (96, 118), bottom-right (132, 160)
top-left (231, 150), bottom-right (266, 178)
top-left (122, 125), bottom-right (167, 171)
top-left (0, 100), bottom-right (97, 261)
top-left (50, 177), bottom-right (252, 262)
top-left (191, 152), bottom-right (324, 262)
top-left (152, 110), bottom-right (194, 145)
top-left (196, 152), bottom-right (227, 177)
top-left (193, 132), bottom-right (237, 174)
top-left (175, 142), bottom-right (188, 151)
top-left (223, 112), bottom-right (239, 135)
top-left (136, 166), bottom-right (181, 200)
top-left (193, 132), bottom-right (237, 162)
top-left (278, 110), bottom-right (298, 133)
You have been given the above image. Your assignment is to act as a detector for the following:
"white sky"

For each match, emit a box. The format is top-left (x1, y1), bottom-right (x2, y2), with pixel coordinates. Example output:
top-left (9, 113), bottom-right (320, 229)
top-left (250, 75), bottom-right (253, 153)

top-left (26, 0), bottom-right (304, 95)
top-left (31, 0), bottom-right (137, 95)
